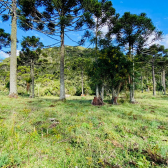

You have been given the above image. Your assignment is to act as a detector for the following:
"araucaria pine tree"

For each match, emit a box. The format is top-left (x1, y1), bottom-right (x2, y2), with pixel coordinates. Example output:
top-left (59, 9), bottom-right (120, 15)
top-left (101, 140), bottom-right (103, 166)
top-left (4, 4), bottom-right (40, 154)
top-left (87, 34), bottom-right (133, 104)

top-left (19, 0), bottom-right (94, 100)
top-left (19, 36), bottom-right (44, 98)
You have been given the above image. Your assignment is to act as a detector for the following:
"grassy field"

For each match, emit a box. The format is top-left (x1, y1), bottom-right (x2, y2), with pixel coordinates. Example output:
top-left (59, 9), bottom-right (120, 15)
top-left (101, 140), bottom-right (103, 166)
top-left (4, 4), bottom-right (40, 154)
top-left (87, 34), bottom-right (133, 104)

top-left (0, 91), bottom-right (168, 168)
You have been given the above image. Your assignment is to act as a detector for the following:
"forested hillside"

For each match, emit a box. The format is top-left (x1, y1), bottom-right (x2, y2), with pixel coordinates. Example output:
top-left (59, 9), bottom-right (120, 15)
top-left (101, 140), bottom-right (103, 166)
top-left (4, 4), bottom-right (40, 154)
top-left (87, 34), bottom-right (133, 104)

top-left (0, 46), bottom-right (94, 97)
top-left (0, 45), bottom-right (168, 99)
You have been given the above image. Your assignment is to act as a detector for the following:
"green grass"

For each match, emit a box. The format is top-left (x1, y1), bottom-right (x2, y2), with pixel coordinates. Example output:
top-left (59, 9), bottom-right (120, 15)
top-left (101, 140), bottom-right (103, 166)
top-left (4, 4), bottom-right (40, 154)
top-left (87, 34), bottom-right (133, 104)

top-left (0, 91), bottom-right (168, 167)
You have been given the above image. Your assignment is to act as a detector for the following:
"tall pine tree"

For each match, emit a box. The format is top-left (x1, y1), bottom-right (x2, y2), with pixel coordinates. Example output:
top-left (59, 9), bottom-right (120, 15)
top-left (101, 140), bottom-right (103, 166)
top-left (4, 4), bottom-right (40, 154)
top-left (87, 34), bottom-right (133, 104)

top-left (111, 12), bottom-right (162, 102)
top-left (19, 36), bottom-right (44, 98)
top-left (19, 0), bottom-right (94, 100)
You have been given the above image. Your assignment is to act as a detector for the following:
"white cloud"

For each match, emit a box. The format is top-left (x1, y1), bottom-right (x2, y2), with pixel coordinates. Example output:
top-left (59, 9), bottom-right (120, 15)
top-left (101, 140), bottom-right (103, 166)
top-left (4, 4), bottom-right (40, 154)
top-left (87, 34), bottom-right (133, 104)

top-left (0, 50), bottom-right (20, 59)
top-left (164, 17), bottom-right (168, 20)
top-left (16, 50), bottom-right (20, 56)
top-left (158, 34), bottom-right (168, 48)
top-left (120, 1), bottom-right (123, 3)
top-left (93, 15), bottom-right (109, 36)
top-left (101, 25), bottom-right (108, 34)
top-left (144, 33), bottom-right (157, 46)
top-left (0, 51), bottom-right (9, 58)
top-left (144, 33), bottom-right (168, 48)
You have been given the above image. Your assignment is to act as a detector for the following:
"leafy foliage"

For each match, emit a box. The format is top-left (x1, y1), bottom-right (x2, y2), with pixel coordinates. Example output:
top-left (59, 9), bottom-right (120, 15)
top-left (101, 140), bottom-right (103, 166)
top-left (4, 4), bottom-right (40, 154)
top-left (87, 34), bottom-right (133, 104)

top-left (0, 28), bottom-right (10, 50)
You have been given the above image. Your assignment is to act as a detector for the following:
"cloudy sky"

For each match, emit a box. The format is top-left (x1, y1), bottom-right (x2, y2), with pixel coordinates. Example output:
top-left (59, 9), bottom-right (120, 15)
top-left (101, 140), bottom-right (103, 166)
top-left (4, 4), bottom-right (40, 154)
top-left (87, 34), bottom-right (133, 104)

top-left (0, 0), bottom-right (168, 59)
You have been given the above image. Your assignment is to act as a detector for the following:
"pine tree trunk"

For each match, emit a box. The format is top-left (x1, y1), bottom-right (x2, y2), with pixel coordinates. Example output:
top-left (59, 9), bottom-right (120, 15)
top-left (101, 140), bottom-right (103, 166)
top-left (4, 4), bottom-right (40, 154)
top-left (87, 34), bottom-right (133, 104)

top-left (81, 68), bottom-right (84, 96)
top-left (146, 74), bottom-right (149, 92)
top-left (161, 71), bottom-right (163, 86)
top-left (60, 25), bottom-right (65, 100)
top-left (141, 75), bottom-right (143, 93)
top-left (132, 48), bottom-right (135, 102)
top-left (9, 0), bottom-right (17, 96)
top-left (96, 85), bottom-right (99, 98)
top-left (161, 72), bottom-right (163, 94)
top-left (152, 58), bottom-right (156, 96)
top-left (38, 86), bottom-right (39, 97)
top-left (31, 59), bottom-right (34, 98)
top-left (112, 87), bottom-right (117, 105)
top-left (26, 82), bottom-right (30, 93)
top-left (130, 85), bottom-right (132, 100)
top-left (163, 69), bottom-right (166, 95)
top-left (129, 44), bottom-right (132, 102)
top-left (101, 84), bottom-right (104, 101)
top-left (95, 18), bottom-right (98, 52)
top-left (112, 83), bottom-right (122, 105)
top-left (129, 45), bottom-right (135, 103)
top-left (95, 18), bottom-right (99, 98)
top-left (117, 83), bottom-right (122, 96)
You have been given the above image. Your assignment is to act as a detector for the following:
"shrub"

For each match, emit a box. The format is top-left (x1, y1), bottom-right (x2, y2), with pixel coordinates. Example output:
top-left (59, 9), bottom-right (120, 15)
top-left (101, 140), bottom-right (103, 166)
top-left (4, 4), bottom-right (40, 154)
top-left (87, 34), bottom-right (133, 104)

top-left (67, 86), bottom-right (76, 95)
top-left (17, 86), bottom-right (25, 95)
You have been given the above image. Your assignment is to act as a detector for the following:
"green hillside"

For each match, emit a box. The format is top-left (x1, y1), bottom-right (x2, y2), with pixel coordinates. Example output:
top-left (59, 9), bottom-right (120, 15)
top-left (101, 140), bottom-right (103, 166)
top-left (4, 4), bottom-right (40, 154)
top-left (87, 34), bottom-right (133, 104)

top-left (0, 46), bottom-right (94, 97)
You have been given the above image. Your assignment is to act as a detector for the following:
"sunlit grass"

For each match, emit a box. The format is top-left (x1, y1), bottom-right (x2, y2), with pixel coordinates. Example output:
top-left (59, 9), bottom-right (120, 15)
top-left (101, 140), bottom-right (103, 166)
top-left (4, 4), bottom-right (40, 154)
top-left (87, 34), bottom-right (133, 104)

top-left (0, 91), bottom-right (168, 167)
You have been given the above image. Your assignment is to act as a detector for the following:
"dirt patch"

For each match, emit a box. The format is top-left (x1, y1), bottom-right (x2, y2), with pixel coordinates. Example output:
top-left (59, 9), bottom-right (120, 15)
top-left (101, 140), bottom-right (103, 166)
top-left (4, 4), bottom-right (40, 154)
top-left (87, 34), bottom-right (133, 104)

top-left (142, 149), bottom-right (168, 165)
top-left (49, 104), bottom-right (55, 107)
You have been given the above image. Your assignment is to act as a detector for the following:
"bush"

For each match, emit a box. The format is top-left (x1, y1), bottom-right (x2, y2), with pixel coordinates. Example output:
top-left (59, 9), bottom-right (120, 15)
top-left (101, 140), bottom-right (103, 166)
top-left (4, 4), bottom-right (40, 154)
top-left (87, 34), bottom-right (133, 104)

top-left (35, 80), bottom-right (60, 96)
top-left (156, 83), bottom-right (163, 91)
top-left (67, 86), bottom-right (76, 95)
top-left (5, 81), bottom-right (10, 90)
top-left (0, 85), bottom-right (6, 91)
top-left (84, 86), bottom-right (92, 95)
top-left (17, 86), bottom-right (26, 95)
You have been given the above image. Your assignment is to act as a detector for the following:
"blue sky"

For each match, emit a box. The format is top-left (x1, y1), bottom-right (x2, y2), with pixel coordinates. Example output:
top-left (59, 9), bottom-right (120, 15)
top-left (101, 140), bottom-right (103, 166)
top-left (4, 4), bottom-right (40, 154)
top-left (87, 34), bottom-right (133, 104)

top-left (0, 0), bottom-right (168, 59)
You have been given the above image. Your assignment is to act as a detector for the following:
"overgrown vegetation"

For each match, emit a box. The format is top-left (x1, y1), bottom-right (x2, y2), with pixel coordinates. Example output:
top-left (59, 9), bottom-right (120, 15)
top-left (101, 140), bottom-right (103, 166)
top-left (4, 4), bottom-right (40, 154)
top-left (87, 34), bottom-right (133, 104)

top-left (0, 91), bottom-right (168, 167)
